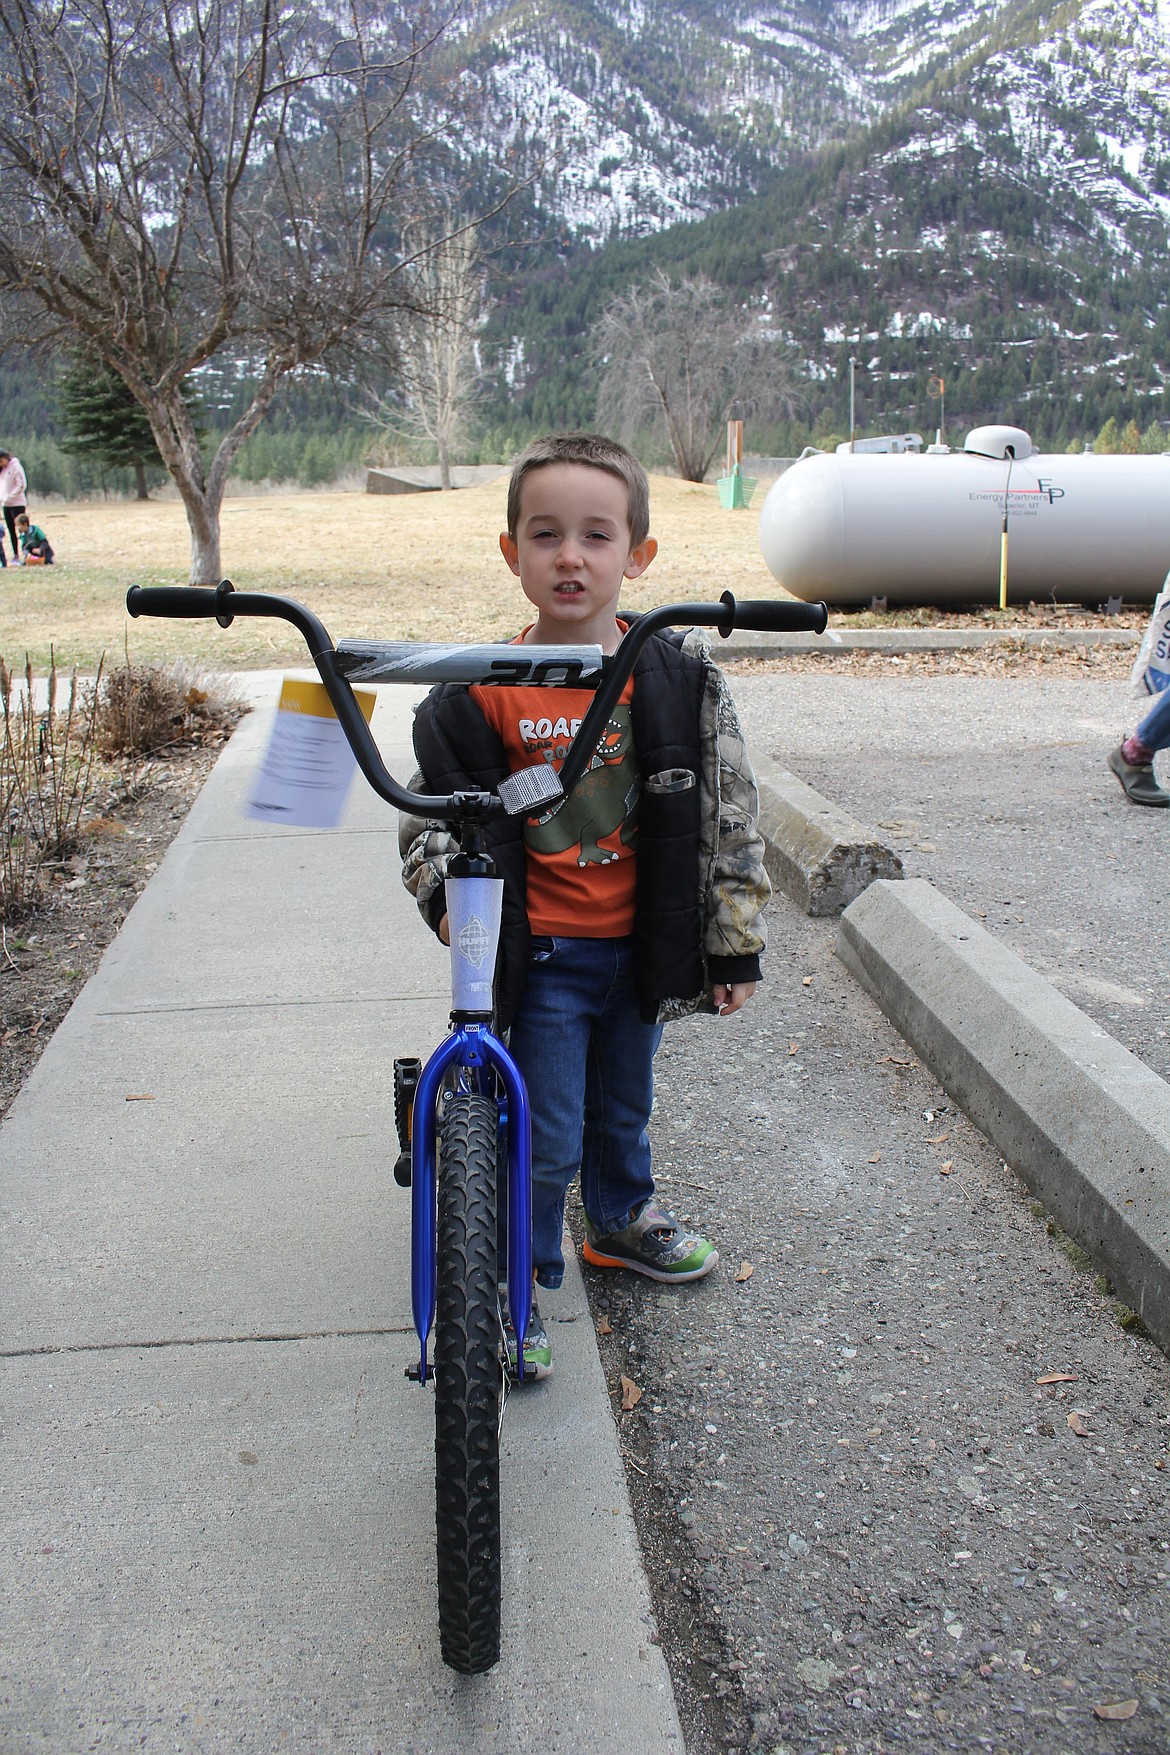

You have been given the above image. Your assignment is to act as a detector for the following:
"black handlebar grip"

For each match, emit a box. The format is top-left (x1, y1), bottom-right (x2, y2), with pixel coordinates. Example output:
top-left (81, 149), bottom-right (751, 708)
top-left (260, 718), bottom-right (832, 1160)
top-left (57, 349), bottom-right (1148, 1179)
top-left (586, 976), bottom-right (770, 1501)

top-left (126, 585), bottom-right (223, 618)
top-left (725, 596), bottom-right (828, 635)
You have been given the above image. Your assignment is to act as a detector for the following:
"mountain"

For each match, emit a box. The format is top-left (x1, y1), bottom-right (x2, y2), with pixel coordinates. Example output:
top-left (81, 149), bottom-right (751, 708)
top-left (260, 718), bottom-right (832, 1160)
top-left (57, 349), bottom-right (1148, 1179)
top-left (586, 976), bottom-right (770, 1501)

top-left (9, 0), bottom-right (1168, 468)
top-left (466, 0), bottom-right (1170, 447)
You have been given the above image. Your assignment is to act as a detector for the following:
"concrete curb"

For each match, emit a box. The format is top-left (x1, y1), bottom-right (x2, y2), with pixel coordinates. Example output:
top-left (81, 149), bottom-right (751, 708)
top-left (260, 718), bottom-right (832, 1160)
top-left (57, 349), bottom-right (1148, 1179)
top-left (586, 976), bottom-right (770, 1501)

top-left (755, 754), bottom-right (902, 916)
top-left (722, 625), bottom-right (1138, 659)
top-left (836, 879), bottom-right (1170, 1352)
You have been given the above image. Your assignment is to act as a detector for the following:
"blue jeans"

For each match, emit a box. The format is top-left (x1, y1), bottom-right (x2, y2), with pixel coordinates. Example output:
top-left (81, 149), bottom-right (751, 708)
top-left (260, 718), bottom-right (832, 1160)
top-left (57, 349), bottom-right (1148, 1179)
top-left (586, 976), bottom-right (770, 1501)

top-left (1136, 686), bottom-right (1170, 754)
top-left (505, 936), bottom-right (662, 1289)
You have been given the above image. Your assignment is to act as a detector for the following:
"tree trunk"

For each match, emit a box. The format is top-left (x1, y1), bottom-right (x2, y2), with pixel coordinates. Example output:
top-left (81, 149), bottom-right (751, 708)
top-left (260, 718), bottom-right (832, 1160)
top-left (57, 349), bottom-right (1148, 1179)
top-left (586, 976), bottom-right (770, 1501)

top-left (439, 435), bottom-right (452, 491)
top-left (172, 482), bottom-right (223, 584)
top-left (134, 459), bottom-right (150, 500)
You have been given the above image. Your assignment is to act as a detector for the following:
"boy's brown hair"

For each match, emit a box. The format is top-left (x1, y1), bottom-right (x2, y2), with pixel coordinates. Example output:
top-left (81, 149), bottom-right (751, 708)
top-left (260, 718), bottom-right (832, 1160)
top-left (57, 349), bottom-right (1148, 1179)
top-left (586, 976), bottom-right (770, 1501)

top-left (506, 432), bottom-right (650, 547)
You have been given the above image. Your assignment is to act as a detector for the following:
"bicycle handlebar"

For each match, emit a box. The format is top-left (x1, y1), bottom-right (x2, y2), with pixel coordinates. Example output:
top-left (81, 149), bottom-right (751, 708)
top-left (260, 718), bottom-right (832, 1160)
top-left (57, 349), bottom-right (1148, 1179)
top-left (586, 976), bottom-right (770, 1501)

top-left (126, 581), bottom-right (828, 824)
top-left (722, 597), bottom-right (827, 634)
top-left (125, 585), bottom-right (226, 619)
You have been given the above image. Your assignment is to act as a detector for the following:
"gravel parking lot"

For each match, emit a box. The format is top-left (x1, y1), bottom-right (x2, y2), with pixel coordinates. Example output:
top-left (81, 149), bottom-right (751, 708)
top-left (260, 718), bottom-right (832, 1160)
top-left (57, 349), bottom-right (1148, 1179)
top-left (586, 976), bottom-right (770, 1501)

top-left (735, 663), bottom-right (1166, 1085)
top-left (586, 660), bottom-right (1170, 1755)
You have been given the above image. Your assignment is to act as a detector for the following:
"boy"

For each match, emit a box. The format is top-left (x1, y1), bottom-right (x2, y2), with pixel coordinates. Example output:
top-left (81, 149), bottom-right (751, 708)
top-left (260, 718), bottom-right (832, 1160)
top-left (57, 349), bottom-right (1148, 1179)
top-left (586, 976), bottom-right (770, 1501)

top-left (399, 433), bottom-right (769, 1379)
top-left (15, 514), bottom-right (54, 565)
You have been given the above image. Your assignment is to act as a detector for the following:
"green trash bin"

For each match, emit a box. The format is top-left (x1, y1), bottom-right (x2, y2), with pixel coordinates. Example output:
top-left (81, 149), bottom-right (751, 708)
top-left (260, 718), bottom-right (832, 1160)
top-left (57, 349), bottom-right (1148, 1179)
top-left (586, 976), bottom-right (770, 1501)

top-left (717, 465), bottom-right (756, 509)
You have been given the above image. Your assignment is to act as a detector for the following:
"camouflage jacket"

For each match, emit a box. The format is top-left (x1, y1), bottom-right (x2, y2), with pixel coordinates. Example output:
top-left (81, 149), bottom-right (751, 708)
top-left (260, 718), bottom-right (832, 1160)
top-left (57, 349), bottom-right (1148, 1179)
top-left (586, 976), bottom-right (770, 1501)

top-left (399, 626), bottom-right (771, 1025)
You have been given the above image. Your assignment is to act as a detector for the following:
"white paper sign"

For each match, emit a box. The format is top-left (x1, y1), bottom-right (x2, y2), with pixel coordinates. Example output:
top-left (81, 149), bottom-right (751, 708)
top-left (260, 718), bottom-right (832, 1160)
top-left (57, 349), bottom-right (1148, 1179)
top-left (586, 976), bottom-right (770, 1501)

top-left (1130, 580), bottom-right (1170, 700)
top-left (246, 677), bottom-right (376, 829)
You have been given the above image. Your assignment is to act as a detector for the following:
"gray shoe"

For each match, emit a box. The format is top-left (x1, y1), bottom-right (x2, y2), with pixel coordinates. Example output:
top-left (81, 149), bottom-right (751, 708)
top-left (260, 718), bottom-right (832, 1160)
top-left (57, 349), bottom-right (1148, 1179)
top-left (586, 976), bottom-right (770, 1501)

top-left (1108, 744), bottom-right (1170, 808)
top-left (583, 1206), bottom-right (718, 1282)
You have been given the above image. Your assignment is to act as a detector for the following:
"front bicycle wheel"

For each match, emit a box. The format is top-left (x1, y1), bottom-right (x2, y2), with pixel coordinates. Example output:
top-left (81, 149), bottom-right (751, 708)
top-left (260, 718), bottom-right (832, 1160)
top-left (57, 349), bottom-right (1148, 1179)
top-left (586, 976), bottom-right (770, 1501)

top-left (434, 1093), bottom-right (502, 1673)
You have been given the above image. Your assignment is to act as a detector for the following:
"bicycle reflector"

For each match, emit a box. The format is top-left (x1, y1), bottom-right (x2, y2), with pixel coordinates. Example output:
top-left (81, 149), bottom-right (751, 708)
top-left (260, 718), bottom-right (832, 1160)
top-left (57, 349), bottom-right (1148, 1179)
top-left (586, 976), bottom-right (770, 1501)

top-left (497, 764), bottom-right (564, 817)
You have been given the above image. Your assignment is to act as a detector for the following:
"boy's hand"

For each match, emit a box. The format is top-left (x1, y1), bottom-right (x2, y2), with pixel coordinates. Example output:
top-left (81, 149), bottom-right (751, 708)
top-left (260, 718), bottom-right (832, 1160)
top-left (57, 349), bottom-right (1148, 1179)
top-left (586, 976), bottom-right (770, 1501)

top-left (438, 914), bottom-right (450, 946)
top-left (714, 982), bottom-right (755, 1016)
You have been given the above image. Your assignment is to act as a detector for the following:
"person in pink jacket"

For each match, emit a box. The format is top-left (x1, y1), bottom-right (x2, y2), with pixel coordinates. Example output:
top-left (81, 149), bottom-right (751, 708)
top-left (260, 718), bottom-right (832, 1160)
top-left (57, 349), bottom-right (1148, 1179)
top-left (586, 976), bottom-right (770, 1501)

top-left (0, 450), bottom-right (28, 566)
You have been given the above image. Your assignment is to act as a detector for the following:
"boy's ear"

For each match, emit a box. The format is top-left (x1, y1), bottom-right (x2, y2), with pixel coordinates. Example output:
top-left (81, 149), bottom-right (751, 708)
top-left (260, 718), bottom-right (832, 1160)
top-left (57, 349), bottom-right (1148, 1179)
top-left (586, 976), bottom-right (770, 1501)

top-left (499, 531), bottom-right (521, 576)
top-left (623, 536), bottom-right (658, 580)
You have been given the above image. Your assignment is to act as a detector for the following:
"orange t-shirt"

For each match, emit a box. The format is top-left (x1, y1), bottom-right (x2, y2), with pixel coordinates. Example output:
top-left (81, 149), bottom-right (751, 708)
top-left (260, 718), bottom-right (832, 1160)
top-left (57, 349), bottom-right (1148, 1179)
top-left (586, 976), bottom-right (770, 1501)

top-left (470, 672), bottom-right (639, 936)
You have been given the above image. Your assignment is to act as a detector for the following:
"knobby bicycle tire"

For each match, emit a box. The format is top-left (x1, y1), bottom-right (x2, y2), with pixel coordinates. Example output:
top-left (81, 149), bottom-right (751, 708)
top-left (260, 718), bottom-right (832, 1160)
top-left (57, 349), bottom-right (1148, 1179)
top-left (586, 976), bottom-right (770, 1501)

top-left (434, 1093), bottom-right (502, 1673)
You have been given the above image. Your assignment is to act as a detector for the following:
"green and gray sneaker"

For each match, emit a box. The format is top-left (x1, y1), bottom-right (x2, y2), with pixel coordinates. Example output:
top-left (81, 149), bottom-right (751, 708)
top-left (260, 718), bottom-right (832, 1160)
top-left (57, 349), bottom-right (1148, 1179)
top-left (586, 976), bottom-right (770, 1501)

top-left (499, 1288), bottom-right (553, 1382)
top-left (582, 1205), bottom-right (718, 1282)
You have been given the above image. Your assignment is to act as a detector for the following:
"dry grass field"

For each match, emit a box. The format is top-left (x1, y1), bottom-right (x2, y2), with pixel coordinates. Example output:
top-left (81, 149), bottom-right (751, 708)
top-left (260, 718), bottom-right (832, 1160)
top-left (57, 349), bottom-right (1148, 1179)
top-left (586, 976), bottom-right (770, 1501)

top-left (2, 476), bottom-right (780, 672)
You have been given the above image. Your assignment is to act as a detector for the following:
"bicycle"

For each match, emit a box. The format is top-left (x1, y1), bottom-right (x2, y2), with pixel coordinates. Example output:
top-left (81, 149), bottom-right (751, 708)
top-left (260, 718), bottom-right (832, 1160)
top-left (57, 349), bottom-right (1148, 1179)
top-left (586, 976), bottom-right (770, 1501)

top-left (126, 578), bottom-right (828, 1674)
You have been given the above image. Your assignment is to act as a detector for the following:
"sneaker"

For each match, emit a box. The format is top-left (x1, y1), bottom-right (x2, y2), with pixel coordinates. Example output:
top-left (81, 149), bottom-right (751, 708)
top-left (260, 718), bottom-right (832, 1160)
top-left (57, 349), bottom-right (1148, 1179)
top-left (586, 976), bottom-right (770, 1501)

top-left (499, 1288), bottom-right (553, 1382)
top-left (582, 1205), bottom-right (718, 1282)
top-left (1108, 744), bottom-right (1170, 808)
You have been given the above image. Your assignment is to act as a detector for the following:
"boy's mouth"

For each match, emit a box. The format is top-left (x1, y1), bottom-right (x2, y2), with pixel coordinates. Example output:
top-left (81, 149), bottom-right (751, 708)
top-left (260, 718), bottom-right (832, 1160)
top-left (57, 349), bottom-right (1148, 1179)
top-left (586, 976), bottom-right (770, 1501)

top-left (554, 582), bottom-right (585, 597)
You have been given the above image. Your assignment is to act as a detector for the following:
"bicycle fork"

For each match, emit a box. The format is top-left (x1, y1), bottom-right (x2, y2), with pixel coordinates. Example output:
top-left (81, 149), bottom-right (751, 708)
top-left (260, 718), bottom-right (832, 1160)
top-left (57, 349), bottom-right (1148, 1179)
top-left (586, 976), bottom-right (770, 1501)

top-left (405, 856), bottom-right (534, 1385)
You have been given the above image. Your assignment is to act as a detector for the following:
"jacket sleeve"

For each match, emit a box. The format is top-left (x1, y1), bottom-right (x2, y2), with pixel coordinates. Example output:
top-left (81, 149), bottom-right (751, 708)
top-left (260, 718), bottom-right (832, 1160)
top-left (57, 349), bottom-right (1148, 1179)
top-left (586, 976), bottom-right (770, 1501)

top-left (399, 774), bottom-right (456, 936)
top-left (701, 662), bottom-right (770, 982)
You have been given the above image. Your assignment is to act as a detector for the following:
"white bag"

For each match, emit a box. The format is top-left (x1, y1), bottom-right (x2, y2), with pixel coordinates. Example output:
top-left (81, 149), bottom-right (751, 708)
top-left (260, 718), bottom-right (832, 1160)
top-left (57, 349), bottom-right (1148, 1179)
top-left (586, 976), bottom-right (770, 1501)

top-left (1130, 578), bottom-right (1170, 699)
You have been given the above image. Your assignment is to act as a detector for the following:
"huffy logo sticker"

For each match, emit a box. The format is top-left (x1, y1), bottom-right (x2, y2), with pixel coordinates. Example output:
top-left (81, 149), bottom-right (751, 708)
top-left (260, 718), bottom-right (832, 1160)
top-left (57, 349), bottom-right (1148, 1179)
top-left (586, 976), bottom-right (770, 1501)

top-left (458, 917), bottom-right (492, 969)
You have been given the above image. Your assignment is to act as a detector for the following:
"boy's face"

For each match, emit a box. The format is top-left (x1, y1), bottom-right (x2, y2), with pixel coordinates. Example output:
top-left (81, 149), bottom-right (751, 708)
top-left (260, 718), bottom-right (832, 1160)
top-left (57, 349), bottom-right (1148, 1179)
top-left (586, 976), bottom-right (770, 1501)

top-left (500, 462), bottom-right (656, 649)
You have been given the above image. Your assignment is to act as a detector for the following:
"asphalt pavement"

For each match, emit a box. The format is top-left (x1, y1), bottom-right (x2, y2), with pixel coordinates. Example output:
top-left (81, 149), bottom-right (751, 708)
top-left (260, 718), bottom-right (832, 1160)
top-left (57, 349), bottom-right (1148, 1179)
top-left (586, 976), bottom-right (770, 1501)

top-left (617, 654), bottom-right (1170, 1753)
top-left (729, 661), bottom-right (1165, 1083)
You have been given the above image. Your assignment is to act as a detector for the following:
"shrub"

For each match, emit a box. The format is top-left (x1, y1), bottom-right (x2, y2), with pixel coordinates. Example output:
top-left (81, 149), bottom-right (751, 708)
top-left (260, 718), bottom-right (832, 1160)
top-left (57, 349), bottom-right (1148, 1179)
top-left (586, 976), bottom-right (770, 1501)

top-left (91, 661), bottom-right (247, 757)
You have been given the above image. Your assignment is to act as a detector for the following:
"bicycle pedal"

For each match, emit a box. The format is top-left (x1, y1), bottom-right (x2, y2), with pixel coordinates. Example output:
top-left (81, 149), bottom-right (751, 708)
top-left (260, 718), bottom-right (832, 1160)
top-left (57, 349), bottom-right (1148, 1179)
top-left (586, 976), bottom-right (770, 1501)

top-left (393, 1057), bottom-right (421, 1188)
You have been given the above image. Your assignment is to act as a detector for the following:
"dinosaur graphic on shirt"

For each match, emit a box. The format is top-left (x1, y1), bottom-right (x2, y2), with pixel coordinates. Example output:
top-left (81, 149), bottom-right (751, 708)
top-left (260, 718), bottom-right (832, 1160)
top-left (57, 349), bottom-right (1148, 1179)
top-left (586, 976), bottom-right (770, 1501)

top-left (525, 704), bottom-right (639, 866)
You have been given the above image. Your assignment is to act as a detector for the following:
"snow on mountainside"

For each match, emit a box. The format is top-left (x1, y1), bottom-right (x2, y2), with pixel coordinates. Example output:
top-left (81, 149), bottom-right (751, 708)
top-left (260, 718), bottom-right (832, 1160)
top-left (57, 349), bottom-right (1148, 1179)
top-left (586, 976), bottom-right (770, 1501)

top-left (475, 0), bottom-right (1170, 443)
top-left (862, 0), bottom-right (1170, 259)
top-left (464, 0), bottom-right (1170, 252)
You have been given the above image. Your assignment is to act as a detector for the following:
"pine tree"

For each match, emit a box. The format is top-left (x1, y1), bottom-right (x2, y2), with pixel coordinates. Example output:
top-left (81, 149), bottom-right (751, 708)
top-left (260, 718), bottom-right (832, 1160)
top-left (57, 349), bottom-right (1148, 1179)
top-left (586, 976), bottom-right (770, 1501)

top-left (1094, 416), bottom-right (1121, 453)
top-left (57, 355), bottom-right (162, 499)
top-left (1120, 418), bottom-right (1142, 453)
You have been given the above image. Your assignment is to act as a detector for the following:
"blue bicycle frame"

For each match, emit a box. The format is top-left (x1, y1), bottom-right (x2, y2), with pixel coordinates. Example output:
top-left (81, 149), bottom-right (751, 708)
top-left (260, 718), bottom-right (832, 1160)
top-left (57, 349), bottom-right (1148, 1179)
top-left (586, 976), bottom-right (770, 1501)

top-left (409, 1017), bottom-right (532, 1385)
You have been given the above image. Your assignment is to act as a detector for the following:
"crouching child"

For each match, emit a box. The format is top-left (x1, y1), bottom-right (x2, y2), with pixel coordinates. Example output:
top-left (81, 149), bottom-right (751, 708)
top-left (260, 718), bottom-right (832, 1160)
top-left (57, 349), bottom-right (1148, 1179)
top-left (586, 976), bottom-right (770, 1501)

top-left (16, 514), bottom-right (54, 565)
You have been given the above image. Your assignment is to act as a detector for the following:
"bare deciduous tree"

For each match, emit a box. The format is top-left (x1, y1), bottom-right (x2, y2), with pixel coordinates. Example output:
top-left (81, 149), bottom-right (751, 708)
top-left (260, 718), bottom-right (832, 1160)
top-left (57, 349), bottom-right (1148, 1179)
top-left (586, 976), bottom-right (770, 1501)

top-left (366, 219), bottom-right (486, 489)
top-left (0, 0), bottom-right (501, 582)
top-left (594, 270), bottom-right (800, 482)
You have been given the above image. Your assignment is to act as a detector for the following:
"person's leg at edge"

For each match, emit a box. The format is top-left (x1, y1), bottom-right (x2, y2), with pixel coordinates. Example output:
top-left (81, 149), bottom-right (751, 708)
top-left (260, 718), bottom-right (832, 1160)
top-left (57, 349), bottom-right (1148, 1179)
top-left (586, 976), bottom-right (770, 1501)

top-left (1129, 687), bottom-right (1170, 760)
top-left (1110, 687), bottom-right (1170, 806)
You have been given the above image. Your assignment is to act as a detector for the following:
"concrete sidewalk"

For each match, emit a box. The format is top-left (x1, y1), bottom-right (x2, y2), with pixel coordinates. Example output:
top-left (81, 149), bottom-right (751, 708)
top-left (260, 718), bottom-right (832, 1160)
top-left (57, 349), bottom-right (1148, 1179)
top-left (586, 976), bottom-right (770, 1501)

top-left (0, 689), bottom-right (682, 1755)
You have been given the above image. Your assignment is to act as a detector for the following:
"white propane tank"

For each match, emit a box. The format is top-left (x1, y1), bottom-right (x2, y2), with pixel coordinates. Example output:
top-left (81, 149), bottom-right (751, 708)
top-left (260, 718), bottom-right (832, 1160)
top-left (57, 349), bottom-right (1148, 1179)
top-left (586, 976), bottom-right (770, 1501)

top-left (758, 426), bottom-right (1170, 605)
